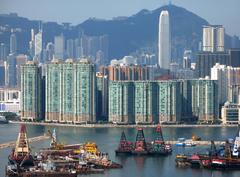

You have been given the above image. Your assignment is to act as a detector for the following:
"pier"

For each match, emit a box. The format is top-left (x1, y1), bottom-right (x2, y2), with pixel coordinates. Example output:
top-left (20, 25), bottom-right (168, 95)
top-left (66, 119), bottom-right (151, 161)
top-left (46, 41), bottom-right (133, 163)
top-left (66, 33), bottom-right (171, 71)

top-left (0, 134), bottom-right (50, 149)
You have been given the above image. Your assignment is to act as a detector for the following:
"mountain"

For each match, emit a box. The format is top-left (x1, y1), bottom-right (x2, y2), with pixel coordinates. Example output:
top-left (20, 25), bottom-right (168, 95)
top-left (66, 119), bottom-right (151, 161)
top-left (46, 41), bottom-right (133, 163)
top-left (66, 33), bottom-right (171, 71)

top-left (0, 4), bottom-right (232, 61)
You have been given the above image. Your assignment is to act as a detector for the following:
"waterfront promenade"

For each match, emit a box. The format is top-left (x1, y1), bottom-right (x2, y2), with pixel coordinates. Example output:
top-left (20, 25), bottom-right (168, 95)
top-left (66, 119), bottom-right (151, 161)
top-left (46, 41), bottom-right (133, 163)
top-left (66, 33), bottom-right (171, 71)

top-left (9, 121), bottom-right (238, 128)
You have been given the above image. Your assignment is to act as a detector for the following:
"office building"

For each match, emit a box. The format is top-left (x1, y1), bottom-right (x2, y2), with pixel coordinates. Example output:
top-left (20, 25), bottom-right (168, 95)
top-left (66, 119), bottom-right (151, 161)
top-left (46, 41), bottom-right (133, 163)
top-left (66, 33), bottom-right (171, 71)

top-left (66, 39), bottom-right (75, 59)
top-left (202, 25), bottom-right (224, 52)
top-left (0, 62), bottom-right (5, 86)
top-left (16, 55), bottom-right (27, 88)
top-left (29, 29), bottom-right (35, 57)
top-left (0, 43), bottom-right (8, 60)
top-left (196, 51), bottom-right (229, 78)
top-left (158, 10), bottom-right (171, 69)
top-left (21, 61), bottom-right (43, 120)
top-left (45, 58), bottom-right (96, 123)
top-left (35, 30), bottom-right (43, 61)
top-left (5, 54), bottom-right (17, 87)
top-left (10, 33), bottom-right (17, 54)
top-left (54, 34), bottom-right (65, 59)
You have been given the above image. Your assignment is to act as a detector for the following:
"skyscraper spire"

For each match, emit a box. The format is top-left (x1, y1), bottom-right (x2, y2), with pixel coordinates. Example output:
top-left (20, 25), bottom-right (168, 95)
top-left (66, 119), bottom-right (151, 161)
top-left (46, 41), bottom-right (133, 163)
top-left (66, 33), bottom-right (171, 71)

top-left (158, 10), bottom-right (171, 69)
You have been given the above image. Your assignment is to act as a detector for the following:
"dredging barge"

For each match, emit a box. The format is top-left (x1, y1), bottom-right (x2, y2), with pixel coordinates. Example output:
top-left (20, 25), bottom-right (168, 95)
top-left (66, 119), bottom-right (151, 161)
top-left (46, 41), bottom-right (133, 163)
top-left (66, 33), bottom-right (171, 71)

top-left (6, 125), bottom-right (122, 177)
top-left (115, 124), bottom-right (172, 156)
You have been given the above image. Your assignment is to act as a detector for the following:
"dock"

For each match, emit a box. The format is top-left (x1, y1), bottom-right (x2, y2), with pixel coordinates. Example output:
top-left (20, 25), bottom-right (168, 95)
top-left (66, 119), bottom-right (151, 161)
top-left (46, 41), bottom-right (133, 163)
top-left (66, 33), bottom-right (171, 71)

top-left (165, 140), bottom-right (225, 145)
top-left (0, 134), bottom-right (50, 149)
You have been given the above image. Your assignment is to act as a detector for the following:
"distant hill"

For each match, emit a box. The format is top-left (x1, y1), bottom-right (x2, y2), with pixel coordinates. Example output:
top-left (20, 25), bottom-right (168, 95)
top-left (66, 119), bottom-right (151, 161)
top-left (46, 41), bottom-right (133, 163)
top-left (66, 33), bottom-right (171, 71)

top-left (0, 4), bottom-right (233, 61)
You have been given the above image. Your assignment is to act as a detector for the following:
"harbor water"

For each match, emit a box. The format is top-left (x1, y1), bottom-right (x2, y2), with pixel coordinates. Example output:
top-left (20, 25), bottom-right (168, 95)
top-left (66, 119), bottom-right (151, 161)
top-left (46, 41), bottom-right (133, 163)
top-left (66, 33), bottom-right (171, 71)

top-left (0, 123), bottom-right (240, 177)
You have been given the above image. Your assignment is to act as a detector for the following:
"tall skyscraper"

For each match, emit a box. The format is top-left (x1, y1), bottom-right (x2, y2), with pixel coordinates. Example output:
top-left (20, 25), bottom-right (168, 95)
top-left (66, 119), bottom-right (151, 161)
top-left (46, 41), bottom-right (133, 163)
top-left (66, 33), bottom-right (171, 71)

top-left (158, 10), bottom-right (171, 69)
top-left (10, 33), bottom-right (17, 54)
top-left (202, 25), bottom-right (225, 52)
top-left (5, 54), bottom-right (17, 87)
top-left (29, 29), bottom-right (35, 57)
top-left (35, 30), bottom-right (43, 61)
top-left (0, 43), bottom-right (8, 60)
top-left (54, 34), bottom-right (65, 59)
top-left (21, 61), bottom-right (43, 120)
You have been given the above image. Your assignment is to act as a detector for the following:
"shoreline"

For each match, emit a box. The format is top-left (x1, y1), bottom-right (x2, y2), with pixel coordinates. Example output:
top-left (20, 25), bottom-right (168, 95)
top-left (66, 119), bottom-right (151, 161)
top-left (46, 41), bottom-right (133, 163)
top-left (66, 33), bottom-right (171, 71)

top-left (9, 121), bottom-right (239, 128)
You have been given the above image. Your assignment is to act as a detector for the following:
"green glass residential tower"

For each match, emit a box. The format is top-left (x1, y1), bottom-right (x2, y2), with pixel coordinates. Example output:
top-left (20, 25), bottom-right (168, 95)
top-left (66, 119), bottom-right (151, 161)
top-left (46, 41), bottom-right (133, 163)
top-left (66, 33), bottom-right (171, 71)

top-left (45, 58), bottom-right (96, 123)
top-left (108, 79), bottom-right (218, 124)
top-left (21, 61), bottom-right (42, 120)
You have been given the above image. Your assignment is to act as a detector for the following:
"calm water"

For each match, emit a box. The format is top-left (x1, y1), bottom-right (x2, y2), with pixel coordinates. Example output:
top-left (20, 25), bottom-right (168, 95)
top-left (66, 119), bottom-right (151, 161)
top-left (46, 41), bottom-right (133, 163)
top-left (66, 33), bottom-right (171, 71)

top-left (0, 124), bottom-right (240, 177)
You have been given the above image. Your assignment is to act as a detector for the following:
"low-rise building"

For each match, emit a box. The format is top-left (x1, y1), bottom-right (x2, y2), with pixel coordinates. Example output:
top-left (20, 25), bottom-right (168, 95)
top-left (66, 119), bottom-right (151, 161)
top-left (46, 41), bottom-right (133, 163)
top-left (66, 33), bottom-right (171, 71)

top-left (221, 102), bottom-right (240, 124)
top-left (0, 88), bottom-right (20, 113)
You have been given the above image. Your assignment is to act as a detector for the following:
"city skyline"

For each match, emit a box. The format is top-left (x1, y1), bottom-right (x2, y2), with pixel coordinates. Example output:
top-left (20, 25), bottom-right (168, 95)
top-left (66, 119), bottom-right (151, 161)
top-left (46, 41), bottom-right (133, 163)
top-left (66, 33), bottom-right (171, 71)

top-left (0, 0), bottom-right (239, 36)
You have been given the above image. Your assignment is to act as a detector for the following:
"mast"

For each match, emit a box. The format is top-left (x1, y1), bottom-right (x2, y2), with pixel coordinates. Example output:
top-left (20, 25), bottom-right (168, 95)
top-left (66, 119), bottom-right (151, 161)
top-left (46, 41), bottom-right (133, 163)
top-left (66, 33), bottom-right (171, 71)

top-left (154, 124), bottom-right (164, 143)
top-left (14, 124), bottom-right (30, 157)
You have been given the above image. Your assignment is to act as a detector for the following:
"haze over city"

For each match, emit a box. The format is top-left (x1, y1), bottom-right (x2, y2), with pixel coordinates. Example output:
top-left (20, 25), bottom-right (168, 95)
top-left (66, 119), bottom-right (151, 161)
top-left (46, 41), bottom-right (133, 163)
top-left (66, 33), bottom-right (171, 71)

top-left (0, 0), bottom-right (240, 35)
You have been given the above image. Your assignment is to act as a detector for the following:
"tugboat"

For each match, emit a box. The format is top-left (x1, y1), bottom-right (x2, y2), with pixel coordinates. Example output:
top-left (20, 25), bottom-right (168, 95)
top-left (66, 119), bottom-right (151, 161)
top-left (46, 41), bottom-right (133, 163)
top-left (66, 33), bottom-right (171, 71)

top-left (132, 128), bottom-right (148, 155)
top-left (115, 131), bottom-right (133, 155)
top-left (148, 124), bottom-right (172, 155)
top-left (8, 124), bottom-right (34, 167)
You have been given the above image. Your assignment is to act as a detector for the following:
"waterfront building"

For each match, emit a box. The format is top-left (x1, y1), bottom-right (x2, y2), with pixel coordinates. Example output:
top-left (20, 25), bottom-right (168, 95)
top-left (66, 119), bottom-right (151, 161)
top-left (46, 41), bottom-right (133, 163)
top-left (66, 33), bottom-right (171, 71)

top-left (158, 10), bottom-right (171, 69)
top-left (211, 63), bottom-right (228, 105)
top-left (221, 102), bottom-right (240, 124)
top-left (45, 58), bottom-right (96, 123)
top-left (211, 63), bottom-right (240, 104)
top-left (158, 81), bottom-right (181, 122)
top-left (191, 79), bottom-right (218, 122)
top-left (21, 61), bottom-right (43, 120)
top-left (108, 81), bottom-right (135, 123)
top-left (134, 81), bottom-right (158, 123)
top-left (108, 79), bottom-right (218, 124)
top-left (0, 88), bottom-right (20, 113)
top-left (96, 72), bottom-right (108, 121)
top-left (202, 25), bottom-right (224, 52)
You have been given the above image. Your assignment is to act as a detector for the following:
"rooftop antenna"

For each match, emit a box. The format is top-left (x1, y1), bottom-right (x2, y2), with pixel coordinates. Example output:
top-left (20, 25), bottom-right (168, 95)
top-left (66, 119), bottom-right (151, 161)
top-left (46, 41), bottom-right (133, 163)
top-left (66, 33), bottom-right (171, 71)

top-left (169, 0), bottom-right (172, 6)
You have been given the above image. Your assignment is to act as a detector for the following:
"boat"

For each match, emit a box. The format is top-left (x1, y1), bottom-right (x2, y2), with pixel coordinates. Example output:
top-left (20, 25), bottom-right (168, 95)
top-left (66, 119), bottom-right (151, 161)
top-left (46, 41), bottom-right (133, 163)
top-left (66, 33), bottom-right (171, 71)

top-left (115, 131), bottom-right (133, 155)
top-left (132, 128), bottom-right (148, 155)
top-left (0, 115), bottom-right (8, 124)
top-left (148, 124), bottom-right (172, 155)
top-left (8, 124), bottom-right (34, 167)
top-left (176, 138), bottom-right (186, 147)
top-left (185, 139), bottom-right (197, 147)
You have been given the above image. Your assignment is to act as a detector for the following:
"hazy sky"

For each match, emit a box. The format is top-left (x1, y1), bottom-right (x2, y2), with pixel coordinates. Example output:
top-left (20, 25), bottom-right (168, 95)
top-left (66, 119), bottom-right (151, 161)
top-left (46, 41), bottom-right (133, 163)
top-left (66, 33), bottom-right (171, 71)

top-left (0, 0), bottom-right (239, 36)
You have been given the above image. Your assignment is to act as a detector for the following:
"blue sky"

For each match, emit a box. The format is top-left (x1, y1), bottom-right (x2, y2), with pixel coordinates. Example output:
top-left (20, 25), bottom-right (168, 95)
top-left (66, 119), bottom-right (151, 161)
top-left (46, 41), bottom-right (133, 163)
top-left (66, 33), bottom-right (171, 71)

top-left (0, 0), bottom-right (239, 36)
